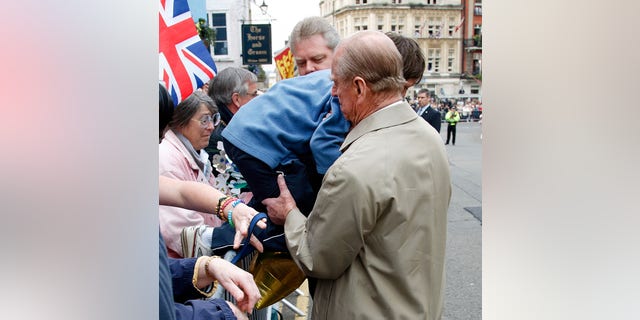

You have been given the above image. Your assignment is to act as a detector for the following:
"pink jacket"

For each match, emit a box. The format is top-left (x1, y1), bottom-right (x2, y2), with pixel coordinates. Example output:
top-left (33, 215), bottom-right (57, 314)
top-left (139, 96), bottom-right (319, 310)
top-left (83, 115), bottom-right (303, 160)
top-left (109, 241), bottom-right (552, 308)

top-left (159, 129), bottom-right (222, 257)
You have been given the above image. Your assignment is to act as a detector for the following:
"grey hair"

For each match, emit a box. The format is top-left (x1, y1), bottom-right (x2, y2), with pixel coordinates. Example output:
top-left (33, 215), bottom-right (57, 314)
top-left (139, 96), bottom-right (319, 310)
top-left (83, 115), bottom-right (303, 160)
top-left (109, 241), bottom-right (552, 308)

top-left (289, 16), bottom-right (340, 54)
top-left (168, 91), bottom-right (217, 129)
top-left (207, 67), bottom-right (257, 107)
top-left (333, 31), bottom-right (405, 93)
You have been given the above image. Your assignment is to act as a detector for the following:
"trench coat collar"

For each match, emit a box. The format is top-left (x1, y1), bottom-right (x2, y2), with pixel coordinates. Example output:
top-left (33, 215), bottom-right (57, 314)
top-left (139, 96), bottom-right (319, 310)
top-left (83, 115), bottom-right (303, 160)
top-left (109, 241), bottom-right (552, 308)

top-left (341, 101), bottom-right (418, 152)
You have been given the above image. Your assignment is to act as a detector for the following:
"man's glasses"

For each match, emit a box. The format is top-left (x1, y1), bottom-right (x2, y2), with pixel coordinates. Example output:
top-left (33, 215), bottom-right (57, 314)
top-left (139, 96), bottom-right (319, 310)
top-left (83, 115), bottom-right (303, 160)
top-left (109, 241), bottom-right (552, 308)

top-left (192, 113), bottom-right (221, 128)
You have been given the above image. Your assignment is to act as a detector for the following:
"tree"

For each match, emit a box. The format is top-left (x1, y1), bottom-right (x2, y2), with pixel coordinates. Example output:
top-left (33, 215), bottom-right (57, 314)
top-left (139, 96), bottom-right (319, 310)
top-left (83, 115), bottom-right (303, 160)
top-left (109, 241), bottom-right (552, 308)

top-left (196, 18), bottom-right (216, 53)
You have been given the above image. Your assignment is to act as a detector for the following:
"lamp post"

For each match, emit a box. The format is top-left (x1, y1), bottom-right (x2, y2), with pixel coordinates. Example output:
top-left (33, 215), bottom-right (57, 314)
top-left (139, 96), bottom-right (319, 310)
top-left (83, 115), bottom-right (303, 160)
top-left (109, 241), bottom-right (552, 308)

top-left (259, 0), bottom-right (268, 15)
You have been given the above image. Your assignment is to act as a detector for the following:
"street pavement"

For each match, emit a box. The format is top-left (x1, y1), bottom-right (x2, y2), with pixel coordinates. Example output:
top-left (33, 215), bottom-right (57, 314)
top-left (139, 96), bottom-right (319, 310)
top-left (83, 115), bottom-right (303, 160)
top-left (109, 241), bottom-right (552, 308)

top-left (441, 121), bottom-right (482, 320)
top-left (275, 121), bottom-right (483, 320)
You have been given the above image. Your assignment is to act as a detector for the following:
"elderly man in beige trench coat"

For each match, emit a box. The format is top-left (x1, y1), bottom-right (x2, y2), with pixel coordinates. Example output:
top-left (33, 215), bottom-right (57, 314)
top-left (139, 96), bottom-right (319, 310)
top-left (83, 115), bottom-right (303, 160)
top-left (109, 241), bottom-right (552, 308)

top-left (263, 30), bottom-right (452, 320)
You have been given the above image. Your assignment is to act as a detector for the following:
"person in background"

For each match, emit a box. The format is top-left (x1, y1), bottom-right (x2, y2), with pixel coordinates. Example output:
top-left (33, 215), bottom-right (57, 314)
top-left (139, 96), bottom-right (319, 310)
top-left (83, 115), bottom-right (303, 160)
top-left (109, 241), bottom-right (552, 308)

top-left (204, 67), bottom-right (259, 197)
top-left (159, 91), bottom-right (223, 258)
top-left (445, 105), bottom-right (461, 145)
top-left (160, 83), bottom-right (175, 143)
top-left (385, 32), bottom-right (425, 95)
top-left (222, 16), bottom-right (344, 223)
top-left (262, 30), bottom-right (451, 319)
top-left (289, 16), bottom-right (340, 76)
top-left (159, 175), bottom-right (265, 320)
top-left (416, 88), bottom-right (441, 132)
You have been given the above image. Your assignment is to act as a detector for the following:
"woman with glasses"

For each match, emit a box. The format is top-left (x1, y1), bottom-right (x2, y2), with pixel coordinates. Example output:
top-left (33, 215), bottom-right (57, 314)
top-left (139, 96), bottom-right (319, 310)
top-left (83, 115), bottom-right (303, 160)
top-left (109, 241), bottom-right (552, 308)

top-left (159, 91), bottom-right (223, 258)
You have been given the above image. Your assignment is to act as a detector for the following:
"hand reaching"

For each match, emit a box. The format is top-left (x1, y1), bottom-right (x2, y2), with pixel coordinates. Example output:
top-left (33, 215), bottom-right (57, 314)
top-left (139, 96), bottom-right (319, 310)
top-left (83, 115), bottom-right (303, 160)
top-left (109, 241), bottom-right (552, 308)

top-left (207, 257), bottom-right (261, 313)
top-left (261, 174), bottom-right (298, 225)
top-left (231, 203), bottom-right (267, 251)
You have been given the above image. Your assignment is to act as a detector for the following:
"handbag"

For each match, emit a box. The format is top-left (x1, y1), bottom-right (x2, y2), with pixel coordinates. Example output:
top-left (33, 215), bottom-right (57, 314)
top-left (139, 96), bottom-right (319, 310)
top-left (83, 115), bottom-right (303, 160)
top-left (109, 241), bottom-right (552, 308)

top-left (231, 213), bottom-right (306, 309)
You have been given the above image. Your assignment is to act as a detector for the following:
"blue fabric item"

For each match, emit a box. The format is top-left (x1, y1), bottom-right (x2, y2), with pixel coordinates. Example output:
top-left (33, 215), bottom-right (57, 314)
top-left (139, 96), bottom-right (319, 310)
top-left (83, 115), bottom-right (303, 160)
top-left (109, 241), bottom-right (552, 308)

top-left (159, 231), bottom-right (235, 320)
top-left (222, 69), bottom-right (350, 175)
top-left (231, 213), bottom-right (268, 264)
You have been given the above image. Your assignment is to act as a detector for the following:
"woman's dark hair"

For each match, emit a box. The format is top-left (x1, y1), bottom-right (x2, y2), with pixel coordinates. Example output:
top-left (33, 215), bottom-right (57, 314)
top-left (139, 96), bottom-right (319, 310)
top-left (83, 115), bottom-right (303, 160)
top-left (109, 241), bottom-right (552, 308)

top-left (159, 84), bottom-right (174, 141)
top-left (168, 91), bottom-right (217, 129)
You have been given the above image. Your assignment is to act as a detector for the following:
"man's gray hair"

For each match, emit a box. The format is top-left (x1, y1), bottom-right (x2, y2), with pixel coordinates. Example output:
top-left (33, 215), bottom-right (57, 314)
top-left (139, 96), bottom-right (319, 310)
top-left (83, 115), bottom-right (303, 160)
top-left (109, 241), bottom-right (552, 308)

top-left (207, 67), bottom-right (257, 107)
top-left (289, 16), bottom-right (340, 54)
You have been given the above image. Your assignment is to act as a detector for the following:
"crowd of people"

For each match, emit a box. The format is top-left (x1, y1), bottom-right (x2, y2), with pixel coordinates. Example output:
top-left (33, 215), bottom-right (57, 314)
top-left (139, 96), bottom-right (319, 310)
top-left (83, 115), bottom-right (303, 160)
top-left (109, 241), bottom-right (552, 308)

top-left (158, 16), bottom-right (453, 320)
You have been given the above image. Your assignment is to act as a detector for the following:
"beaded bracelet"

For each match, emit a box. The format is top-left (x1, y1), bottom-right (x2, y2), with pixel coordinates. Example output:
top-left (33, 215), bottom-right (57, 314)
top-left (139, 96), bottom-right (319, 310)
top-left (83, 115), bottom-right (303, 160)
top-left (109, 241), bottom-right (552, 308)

top-left (219, 197), bottom-right (237, 221)
top-left (215, 196), bottom-right (229, 218)
top-left (227, 199), bottom-right (243, 228)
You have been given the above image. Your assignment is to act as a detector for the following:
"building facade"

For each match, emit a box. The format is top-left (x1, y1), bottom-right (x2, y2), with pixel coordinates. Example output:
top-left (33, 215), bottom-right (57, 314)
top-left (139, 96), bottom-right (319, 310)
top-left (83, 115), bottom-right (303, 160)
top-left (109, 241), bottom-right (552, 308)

top-left (461, 0), bottom-right (482, 99)
top-left (202, 0), bottom-right (252, 71)
top-left (320, 0), bottom-right (481, 101)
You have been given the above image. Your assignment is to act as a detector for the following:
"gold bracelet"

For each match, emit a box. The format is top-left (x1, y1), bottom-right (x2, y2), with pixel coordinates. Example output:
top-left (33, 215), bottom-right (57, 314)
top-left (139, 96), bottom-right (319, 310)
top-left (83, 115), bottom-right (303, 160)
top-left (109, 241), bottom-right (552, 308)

top-left (204, 256), bottom-right (220, 294)
top-left (192, 257), bottom-right (214, 298)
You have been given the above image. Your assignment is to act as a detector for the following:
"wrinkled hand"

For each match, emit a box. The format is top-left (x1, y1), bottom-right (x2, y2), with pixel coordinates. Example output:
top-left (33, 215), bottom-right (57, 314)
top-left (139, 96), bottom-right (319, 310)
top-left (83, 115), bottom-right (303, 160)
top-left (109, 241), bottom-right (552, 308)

top-left (231, 203), bottom-right (267, 251)
top-left (209, 258), bottom-right (261, 313)
top-left (225, 302), bottom-right (248, 320)
top-left (261, 174), bottom-right (297, 225)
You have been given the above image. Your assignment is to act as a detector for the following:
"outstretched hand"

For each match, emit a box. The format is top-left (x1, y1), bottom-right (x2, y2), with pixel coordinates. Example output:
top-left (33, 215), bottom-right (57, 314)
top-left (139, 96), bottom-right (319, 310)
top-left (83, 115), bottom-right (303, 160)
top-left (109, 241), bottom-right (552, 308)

top-left (261, 174), bottom-right (298, 225)
top-left (207, 257), bottom-right (261, 313)
top-left (231, 203), bottom-right (267, 251)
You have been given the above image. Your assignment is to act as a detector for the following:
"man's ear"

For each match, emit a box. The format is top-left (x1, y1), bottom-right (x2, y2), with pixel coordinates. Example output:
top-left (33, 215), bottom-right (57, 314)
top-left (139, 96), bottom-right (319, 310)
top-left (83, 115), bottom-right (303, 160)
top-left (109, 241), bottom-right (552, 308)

top-left (354, 77), bottom-right (365, 95)
top-left (231, 92), bottom-right (241, 106)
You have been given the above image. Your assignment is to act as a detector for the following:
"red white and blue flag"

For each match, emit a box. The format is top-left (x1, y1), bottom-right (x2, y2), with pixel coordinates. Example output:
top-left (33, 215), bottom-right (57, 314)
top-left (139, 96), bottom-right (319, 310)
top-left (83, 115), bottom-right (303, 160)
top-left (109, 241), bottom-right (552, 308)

top-left (159, 0), bottom-right (217, 105)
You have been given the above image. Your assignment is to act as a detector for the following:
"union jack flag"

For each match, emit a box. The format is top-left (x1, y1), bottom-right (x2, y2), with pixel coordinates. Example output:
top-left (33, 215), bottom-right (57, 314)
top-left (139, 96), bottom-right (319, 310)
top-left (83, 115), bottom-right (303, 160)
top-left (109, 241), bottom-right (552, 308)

top-left (159, 0), bottom-right (217, 105)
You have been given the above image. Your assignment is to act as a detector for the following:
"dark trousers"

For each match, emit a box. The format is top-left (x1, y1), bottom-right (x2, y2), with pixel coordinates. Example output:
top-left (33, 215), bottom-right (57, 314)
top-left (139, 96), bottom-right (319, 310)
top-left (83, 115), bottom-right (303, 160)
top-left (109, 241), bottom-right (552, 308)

top-left (446, 124), bottom-right (457, 145)
top-left (222, 138), bottom-right (321, 298)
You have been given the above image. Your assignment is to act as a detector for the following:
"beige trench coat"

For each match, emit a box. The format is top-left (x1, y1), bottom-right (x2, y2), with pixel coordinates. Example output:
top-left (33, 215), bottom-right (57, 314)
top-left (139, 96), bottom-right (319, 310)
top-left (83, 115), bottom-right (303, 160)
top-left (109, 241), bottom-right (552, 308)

top-left (284, 101), bottom-right (452, 319)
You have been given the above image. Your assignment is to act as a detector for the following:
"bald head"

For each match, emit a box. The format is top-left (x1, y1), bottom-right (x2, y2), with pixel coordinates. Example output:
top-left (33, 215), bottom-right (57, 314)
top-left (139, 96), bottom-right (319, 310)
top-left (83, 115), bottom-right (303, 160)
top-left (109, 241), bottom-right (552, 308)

top-left (331, 31), bottom-right (406, 126)
top-left (332, 31), bottom-right (405, 94)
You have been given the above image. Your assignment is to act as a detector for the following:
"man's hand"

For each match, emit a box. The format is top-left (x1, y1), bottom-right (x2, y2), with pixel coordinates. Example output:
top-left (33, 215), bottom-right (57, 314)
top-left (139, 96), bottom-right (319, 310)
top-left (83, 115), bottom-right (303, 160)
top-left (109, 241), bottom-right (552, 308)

top-left (261, 174), bottom-right (298, 225)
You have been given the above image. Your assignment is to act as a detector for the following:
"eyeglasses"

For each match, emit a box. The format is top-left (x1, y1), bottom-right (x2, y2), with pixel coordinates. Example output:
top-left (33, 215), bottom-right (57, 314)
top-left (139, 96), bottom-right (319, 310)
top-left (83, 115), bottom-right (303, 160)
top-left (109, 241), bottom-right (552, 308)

top-left (191, 113), bottom-right (221, 128)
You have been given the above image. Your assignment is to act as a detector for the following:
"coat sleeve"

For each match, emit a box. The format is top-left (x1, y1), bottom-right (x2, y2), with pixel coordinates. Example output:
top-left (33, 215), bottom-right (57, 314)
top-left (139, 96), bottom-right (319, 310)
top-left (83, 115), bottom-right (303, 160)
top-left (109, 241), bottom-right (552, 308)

top-left (160, 232), bottom-right (235, 320)
top-left (174, 299), bottom-right (235, 320)
top-left (167, 256), bottom-right (236, 319)
top-left (284, 159), bottom-right (371, 279)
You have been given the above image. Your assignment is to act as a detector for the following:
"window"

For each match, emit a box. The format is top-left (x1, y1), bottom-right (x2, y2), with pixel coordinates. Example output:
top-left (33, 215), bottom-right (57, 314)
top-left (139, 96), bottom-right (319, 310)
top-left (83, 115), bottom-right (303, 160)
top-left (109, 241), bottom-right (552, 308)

top-left (354, 17), bottom-right (368, 32)
top-left (427, 0), bottom-right (437, 4)
top-left (392, 0), bottom-right (403, 3)
top-left (377, 15), bottom-right (384, 31)
top-left (448, 18), bottom-right (455, 37)
top-left (447, 48), bottom-right (454, 72)
top-left (474, 0), bottom-right (482, 16)
top-left (390, 15), bottom-right (404, 35)
top-left (428, 49), bottom-right (441, 72)
top-left (210, 12), bottom-right (227, 56)
top-left (427, 17), bottom-right (441, 38)
top-left (355, 0), bottom-right (367, 4)
top-left (471, 85), bottom-right (480, 94)
top-left (415, 24), bottom-right (422, 36)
